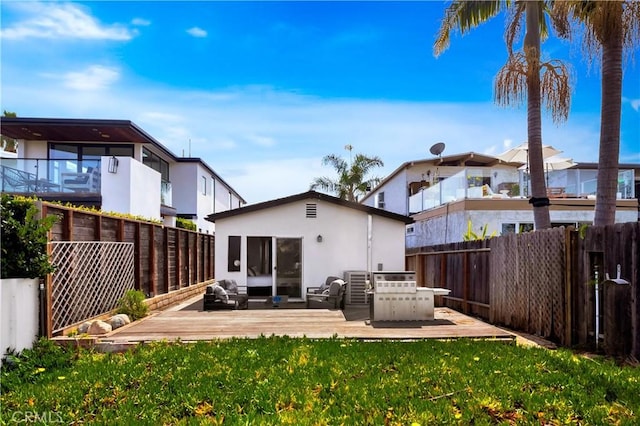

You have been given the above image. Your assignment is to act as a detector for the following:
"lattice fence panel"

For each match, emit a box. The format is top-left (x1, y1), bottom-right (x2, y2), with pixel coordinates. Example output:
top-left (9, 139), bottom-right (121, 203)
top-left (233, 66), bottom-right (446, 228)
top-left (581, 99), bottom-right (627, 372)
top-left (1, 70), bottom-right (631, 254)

top-left (490, 228), bottom-right (567, 342)
top-left (50, 242), bottom-right (134, 333)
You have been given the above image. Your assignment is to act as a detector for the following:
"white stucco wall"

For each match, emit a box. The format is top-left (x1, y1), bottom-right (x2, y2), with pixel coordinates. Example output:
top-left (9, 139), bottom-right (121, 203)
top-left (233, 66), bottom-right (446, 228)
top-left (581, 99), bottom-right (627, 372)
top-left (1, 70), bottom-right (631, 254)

top-left (1, 278), bottom-right (39, 358)
top-left (17, 139), bottom-right (47, 158)
top-left (171, 163), bottom-right (243, 234)
top-left (171, 163), bottom-right (198, 216)
top-left (213, 198), bottom-right (407, 294)
top-left (195, 164), bottom-right (214, 234)
top-left (101, 156), bottom-right (161, 220)
top-left (407, 207), bottom-right (639, 248)
top-left (363, 169), bottom-right (408, 215)
top-left (213, 178), bottom-right (232, 214)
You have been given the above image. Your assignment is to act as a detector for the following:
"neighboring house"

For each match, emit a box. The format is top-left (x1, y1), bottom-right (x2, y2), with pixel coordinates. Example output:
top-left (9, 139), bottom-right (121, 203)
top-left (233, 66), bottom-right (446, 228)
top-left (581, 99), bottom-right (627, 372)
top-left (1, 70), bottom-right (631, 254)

top-left (0, 117), bottom-right (245, 233)
top-left (360, 152), bottom-right (639, 248)
top-left (206, 190), bottom-right (413, 303)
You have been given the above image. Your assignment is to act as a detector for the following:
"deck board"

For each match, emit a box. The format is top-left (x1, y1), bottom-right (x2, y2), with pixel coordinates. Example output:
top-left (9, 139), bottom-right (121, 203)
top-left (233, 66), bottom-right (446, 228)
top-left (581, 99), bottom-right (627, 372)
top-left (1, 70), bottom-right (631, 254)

top-left (105, 298), bottom-right (514, 342)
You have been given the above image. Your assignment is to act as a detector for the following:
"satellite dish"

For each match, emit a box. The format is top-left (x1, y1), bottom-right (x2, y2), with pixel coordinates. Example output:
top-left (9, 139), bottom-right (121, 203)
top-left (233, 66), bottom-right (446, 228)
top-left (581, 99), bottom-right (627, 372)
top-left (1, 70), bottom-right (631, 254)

top-left (429, 142), bottom-right (446, 157)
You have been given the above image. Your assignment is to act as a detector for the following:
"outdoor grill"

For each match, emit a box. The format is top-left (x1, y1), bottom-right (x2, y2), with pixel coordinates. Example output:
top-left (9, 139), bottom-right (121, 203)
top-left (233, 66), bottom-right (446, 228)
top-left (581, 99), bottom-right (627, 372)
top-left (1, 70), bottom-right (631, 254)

top-left (368, 271), bottom-right (451, 321)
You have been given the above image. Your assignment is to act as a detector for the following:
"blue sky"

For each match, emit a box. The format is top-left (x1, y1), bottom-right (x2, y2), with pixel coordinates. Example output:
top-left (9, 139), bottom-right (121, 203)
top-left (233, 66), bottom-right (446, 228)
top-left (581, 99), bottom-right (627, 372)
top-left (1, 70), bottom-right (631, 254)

top-left (1, 1), bottom-right (638, 204)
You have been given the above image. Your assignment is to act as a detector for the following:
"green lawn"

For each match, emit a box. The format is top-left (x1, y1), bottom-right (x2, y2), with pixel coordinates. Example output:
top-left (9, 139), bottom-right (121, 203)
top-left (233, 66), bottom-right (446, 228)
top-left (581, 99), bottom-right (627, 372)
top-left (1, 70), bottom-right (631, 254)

top-left (1, 337), bottom-right (638, 425)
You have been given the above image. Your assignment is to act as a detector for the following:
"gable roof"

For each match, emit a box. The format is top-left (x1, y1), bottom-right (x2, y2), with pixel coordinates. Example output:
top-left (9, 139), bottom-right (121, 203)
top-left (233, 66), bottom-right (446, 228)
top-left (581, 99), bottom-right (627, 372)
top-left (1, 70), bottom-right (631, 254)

top-left (206, 190), bottom-right (414, 224)
top-left (360, 151), bottom-right (520, 203)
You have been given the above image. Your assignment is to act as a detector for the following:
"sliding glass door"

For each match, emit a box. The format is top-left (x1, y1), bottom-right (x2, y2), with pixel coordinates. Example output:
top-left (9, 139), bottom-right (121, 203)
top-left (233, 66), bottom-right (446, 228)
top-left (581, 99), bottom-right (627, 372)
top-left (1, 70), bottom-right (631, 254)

top-left (275, 238), bottom-right (302, 298)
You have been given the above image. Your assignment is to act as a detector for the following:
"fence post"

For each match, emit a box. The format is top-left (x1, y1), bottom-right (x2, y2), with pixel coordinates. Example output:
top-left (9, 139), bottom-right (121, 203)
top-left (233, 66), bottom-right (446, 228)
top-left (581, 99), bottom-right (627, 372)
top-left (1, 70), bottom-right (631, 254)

top-left (440, 254), bottom-right (447, 288)
top-left (564, 227), bottom-right (573, 346)
top-left (164, 227), bottom-right (170, 294)
top-left (134, 222), bottom-right (142, 291)
top-left (94, 215), bottom-right (102, 241)
top-left (64, 209), bottom-right (74, 241)
top-left (463, 251), bottom-right (469, 314)
top-left (149, 224), bottom-right (157, 296)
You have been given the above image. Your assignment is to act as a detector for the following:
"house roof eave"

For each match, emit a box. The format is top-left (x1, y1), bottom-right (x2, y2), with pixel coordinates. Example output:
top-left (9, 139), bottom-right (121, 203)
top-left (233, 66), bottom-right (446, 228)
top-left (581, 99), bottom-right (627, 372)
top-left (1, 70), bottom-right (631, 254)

top-left (206, 190), bottom-right (414, 224)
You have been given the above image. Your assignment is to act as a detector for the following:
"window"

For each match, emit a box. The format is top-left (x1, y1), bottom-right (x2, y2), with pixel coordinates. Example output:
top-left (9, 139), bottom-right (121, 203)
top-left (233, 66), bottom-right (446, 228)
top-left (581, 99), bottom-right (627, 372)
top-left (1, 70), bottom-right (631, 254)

top-left (49, 143), bottom-right (133, 179)
top-left (501, 223), bottom-right (516, 235)
top-left (142, 148), bottom-right (169, 182)
top-left (406, 225), bottom-right (414, 234)
top-left (519, 223), bottom-right (534, 233)
top-left (201, 176), bottom-right (207, 195)
top-left (501, 222), bottom-right (534, 235)
top-left (228, 236), bottom-right (241, 272)
top-left (377, 192), bottom-right (385, 209)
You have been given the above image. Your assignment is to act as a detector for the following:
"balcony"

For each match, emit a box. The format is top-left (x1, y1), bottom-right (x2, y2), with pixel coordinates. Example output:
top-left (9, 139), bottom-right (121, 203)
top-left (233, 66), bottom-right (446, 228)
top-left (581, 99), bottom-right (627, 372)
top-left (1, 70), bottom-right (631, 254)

top-left (409, 167), bottom-right (636, 214)
top-left (1, 157), bottom-right (173, 222)
top-left (1, 158), bottom-right (101, 195)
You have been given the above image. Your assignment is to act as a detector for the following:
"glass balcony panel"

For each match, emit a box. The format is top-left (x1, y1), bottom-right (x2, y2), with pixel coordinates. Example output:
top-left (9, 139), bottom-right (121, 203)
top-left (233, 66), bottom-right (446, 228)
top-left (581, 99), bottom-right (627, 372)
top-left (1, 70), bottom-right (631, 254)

top-left (405, 166), bottom-right (635, 214)
top-left (161, 180), bottom-right (172, 206)
top-left (0, 158), bottom-right (101, 194)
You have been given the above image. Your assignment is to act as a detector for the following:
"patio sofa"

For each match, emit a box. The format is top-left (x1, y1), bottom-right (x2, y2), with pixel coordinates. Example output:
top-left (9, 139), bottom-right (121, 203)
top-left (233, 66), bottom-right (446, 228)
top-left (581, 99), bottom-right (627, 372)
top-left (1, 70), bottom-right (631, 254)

top-left (203, 279), bottom-right (249, 310)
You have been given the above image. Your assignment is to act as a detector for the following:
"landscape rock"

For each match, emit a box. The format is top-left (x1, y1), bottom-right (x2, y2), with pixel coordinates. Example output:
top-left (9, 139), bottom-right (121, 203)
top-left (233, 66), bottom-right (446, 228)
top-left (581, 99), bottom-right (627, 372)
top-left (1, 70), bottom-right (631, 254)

top-left (109, 314), bottom-right (131, 329)
top-left (87, 320), bottom-right (112, 335)
top-left (77, 321), bottom-right (93, 334)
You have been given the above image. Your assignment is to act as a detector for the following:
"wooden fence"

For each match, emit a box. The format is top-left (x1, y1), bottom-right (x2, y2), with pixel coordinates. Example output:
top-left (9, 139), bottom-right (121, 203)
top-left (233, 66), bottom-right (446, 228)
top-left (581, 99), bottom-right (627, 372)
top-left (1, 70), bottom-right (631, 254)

top-left (42, 202), bottom-right (215, 297)
top-left (407, 222), bottom-right (639, 359)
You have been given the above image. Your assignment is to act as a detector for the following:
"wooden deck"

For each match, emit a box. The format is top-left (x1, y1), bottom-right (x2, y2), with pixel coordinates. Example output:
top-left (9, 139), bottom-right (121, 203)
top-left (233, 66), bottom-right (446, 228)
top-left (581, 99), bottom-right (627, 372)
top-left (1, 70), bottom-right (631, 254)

top-left (104, 296), bottom-right (515, 342)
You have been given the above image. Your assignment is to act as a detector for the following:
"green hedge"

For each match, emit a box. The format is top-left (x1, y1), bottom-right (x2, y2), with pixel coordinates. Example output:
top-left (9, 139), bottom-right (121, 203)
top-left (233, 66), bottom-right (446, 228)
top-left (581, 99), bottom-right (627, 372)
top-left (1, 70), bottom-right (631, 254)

top-left (0, 195), bottom-right (57, 279)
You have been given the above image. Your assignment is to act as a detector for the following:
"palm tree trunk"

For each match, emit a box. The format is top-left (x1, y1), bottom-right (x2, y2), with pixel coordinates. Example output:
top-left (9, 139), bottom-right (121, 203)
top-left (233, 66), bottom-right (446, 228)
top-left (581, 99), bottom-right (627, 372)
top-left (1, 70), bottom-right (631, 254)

top-left (525, 1), bottom-right (551, 230)
top-left (593, 3), bottom-right (623, 226)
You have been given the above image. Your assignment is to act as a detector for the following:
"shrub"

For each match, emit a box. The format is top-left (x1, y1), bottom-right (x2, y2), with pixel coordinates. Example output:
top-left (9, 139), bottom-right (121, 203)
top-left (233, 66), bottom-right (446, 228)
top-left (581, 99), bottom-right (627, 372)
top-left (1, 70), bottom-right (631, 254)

top-left (0, 194), bottom-right (58, 278)
top-left (176, 217), bottom-right (197, 231)
top-left (116, 289), bottom-right (149, 321)
top-left (1, 337), bottom-right (75, 393)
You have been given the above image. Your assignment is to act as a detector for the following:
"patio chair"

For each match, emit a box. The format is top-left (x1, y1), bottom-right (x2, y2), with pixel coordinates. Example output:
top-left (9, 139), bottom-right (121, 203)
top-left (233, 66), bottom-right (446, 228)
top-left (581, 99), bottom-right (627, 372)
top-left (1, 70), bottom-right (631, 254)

top-left (1, 165), bottom-right (33, 192)
top-left (306, 279), bottom-right (346, 309)
top-left (61, 167), bottom-right (100, 192)
top-left (306, 276), bottom-right (341, 296)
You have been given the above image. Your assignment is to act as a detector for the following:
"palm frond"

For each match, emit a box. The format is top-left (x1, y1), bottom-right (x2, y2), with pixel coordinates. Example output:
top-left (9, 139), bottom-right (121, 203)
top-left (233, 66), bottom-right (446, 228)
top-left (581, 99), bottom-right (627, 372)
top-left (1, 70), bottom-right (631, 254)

top-left (540, 59), bottom-right (573, 124)
top-left (494, 53), bottom-right (528, 107)
top-left (505, 1), bottom-right (526, 53)
top-left (309, 177), bottom-right (337, 193)
top-left (434, 0), bottom-right (507, 57)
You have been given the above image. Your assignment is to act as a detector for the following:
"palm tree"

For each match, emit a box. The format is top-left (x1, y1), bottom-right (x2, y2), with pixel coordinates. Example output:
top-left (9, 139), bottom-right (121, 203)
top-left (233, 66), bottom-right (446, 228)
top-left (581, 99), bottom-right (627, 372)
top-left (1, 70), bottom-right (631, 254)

top-left (434, 1), bottom-right (571, 230)
top-left (554, 1), bottom-right (640, 226)
top-left (310, 153), bottom-right (383, 202)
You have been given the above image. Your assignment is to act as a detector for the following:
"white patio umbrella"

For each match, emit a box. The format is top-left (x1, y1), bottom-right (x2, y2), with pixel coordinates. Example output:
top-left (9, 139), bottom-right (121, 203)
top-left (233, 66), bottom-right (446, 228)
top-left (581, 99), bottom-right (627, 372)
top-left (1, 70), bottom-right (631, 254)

top-left (497, 142), bottom-right (563, 164)
top-left (519, 156), bottom-right (576, 186)
top-left (500, 143), bottom-right (563, 196)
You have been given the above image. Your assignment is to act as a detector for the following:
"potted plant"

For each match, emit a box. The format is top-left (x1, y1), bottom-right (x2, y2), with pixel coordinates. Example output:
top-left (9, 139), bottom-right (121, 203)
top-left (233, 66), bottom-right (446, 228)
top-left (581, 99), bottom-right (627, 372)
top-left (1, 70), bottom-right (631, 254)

top-left (1, 195), bottom-right (57, 356)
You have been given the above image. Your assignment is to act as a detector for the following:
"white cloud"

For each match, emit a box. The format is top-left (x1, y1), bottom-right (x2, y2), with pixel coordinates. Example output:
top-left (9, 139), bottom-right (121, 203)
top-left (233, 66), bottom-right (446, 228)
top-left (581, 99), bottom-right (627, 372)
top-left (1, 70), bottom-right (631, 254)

top-left (0, 2), bottom-right (135, 41)
top-left (49, 65), bottom-right (120, 91)
top-left (186, 27), bottom-right (207, 38)
top-left (131, 18), bottom-right (151, 27)
top-left (246, 134), bottom-right (277, 147)
top-left (2, 79), bottom-right (609, 204)
top-left (629, 98), bottom-right (640, 112)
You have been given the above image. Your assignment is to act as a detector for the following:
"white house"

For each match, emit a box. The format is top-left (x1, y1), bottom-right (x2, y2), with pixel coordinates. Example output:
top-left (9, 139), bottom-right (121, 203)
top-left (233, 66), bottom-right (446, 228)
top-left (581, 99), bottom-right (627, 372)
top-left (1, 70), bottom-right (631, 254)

top-left (206, 190), bottom-right (413, 302)
top-left (360, 152), bottom-right (639, 248)
top-left (0, 117), bottom-right (245, 233)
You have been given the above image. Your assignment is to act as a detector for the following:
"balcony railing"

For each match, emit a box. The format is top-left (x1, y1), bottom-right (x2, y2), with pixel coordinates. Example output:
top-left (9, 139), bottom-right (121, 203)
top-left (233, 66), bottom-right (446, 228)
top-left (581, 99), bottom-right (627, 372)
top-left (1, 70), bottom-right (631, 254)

top-left (409, 167), bottom-right (636, 214)
top-left (1, 158), bottom-right (101, 194)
